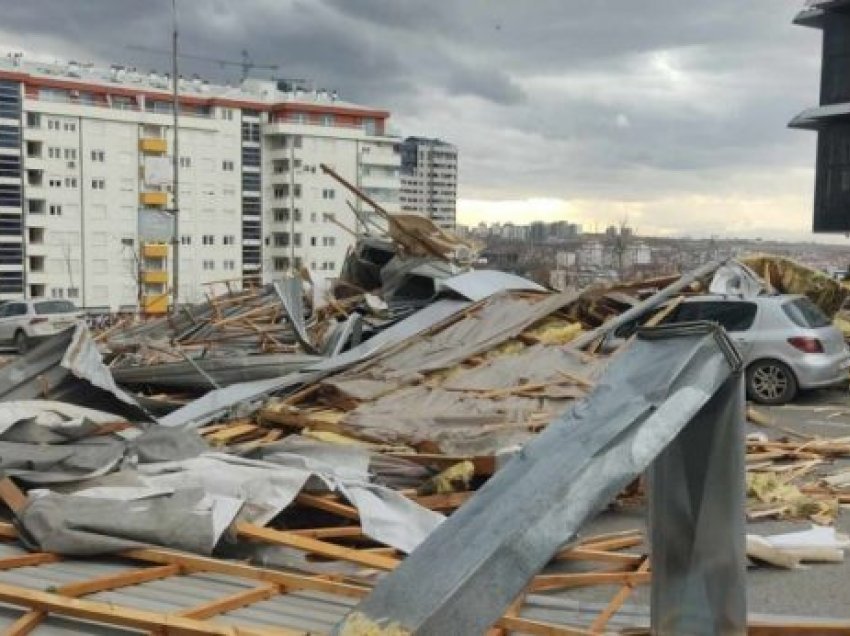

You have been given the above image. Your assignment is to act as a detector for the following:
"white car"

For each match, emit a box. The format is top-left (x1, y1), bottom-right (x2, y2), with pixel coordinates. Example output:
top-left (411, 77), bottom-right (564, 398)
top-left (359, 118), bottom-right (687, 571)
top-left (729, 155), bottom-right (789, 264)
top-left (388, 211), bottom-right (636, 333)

top-left (0, 299), bottom-right (83, 353)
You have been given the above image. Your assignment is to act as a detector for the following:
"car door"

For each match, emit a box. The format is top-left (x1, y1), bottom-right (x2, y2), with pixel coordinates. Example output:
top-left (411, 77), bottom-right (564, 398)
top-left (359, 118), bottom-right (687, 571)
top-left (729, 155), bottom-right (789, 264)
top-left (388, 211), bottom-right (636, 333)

top-left (0, 304), bottom-right (9, 343)
top-left (0, 302), bottom-right (22, 344)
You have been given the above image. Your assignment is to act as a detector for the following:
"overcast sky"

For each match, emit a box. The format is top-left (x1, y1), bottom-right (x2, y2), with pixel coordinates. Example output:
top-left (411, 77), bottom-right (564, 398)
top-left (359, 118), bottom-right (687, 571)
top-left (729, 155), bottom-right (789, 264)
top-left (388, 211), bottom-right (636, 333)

top-left (0, 0), bottom-right (835, 241)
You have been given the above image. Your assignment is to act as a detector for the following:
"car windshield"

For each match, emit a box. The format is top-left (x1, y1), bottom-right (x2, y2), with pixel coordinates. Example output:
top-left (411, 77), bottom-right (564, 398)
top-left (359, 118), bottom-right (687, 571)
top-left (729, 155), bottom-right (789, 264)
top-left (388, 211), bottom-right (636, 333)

top-left (34, 300), bottom-right (76, 315)
top-left (782, 297), bottom-right (831, 328)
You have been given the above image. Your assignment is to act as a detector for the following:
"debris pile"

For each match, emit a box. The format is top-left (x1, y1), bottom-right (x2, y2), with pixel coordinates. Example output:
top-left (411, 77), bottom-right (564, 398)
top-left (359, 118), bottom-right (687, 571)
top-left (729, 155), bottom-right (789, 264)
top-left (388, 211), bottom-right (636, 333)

top-left (0, 253), bottom-right (846, 634)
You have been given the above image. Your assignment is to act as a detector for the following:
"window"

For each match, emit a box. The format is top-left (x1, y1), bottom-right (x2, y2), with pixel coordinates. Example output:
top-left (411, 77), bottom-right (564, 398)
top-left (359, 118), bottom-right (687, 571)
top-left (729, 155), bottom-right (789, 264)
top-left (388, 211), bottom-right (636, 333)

top-left (90, 150), bottom-right (105, 162)
top-left (202, 259), bottom-right (215, 271)
top-left (67, 287), bottom-right (79, 299)
top-left (273, 257), bottom-right (290, 271)
top-left (0, 183), bottom-right (21, 207)
top-left (49, 205), bottom-right (62, 216)
top-left (0, 81), bottom-right (20, 120)
top-left (242, 172), bottom-right (261, 191)
top-left (310, 212), bottom-right (317, 223)
top-left (241, 121), bottom-right (260, 142)
top-left (48, 147), bottom-right (60, 159)
top-left (221, 108), bottom-right (234, 121)
top-left (322, 212), bottom-right (336, 222)
top-left (242, 195), bottom-right (261, 216)
top-left (322, 236), bottom-right (336, 247)
top-left (782, 298), bottom-right (831, 329)
top-left (64, 177), bottom-right (78, 188)
top-left (272, 232), bottom-right (290, 247)
top-left (223, 259), bottom-right (235, 270)
top-left (293, 232), bottom-right (302, 247)
top-left (180, 235), bottom-right (192, 245)
top-left (90, 178), bottom-right (105, 190)
top-left (0, 271), bottom-right (23, 294)
top-left (223, 235), bottom-right (235, 245)
top-left (179, 156), bottom-right (191, 168)
top-left (0, 212), bottom-right (21, 235)
top-left (121, 237), bottom-right (134, 247)
top-left (310, 236), bottom-right (317, 247)
top-left (667, 301), bottom-right (758, 333)
top-left (273, 208), bottom-right (290, 222)
top-left (0, 125), bottom-right (18, 149)
top-left (62, 122), bottom-right (76, 132)
top-left (273, 185), bottom-right (288, 199)
top-left (241, 146), bottom-right (260, 167)
top-left (322, 188), bottom-right (335, 200)
top-left (293, 135), bottom-right (302, 148)
top-left (222, 160), bottom-right (234, 171)
top-left (49, 179), bottom-right (61, 188)
top-left (63, 148), bottom-right (77, 160)
top-left (294, 208), bottom-right (302, 222)
top-left (50, 288), bottom-right (65, 299)
top-left (202, 235), bottom-right (215, 245)
top-left (0, 154), bottom-right (20, 178)
top-left (320, 114), bottom-right (334, 126)
top-left (293, 184), bottom-right (302, 198)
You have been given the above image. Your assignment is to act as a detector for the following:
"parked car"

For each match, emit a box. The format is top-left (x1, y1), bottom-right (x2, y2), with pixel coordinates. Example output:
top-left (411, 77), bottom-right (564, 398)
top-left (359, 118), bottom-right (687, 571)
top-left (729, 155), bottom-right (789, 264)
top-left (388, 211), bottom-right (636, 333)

top-left (664, 295), bottom-right (850, 404)
top-left (0, 299), bottom-right (83, 354)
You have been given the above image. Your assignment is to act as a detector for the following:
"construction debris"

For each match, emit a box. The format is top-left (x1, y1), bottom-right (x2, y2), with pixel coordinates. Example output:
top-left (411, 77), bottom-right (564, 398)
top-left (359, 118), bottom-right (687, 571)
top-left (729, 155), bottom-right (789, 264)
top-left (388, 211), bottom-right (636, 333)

top-left (0, 255), bottom-right (846, 634)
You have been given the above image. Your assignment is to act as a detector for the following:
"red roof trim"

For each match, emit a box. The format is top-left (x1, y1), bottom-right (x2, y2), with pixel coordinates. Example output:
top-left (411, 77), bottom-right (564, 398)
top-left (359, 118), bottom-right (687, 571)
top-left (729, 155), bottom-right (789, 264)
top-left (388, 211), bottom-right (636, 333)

top-left (0, 68), bottom-right (388, 118)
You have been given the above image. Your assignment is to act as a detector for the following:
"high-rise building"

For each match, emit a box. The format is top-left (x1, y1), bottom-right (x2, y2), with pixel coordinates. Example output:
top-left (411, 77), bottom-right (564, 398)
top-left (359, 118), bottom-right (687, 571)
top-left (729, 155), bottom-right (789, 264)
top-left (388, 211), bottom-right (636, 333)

top-left (790, 1), bottom-right (850, 232)
top-left (399, 137), bottom-right (457, 230)
top-left (0, 54), bottom-right (400, 310)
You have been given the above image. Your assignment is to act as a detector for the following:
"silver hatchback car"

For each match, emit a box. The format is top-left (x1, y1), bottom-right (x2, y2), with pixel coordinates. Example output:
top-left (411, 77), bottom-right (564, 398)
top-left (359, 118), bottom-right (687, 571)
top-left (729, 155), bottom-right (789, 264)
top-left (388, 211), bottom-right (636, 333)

top-left (662, 294), bottom-right (850, 404)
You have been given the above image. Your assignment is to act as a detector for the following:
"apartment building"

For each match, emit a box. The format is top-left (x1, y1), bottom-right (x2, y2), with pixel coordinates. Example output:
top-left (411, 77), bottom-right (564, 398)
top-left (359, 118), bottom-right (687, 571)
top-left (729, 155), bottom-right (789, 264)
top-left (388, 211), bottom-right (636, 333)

top-left (399, 136), bottom-right (457, 230)
top-left (0, 54), bottom-right (400, 310)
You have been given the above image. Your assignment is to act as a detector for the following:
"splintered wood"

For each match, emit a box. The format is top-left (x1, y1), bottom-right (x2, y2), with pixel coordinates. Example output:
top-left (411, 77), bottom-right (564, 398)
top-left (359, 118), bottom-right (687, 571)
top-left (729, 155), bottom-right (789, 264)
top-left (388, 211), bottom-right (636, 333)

top-left (746, 408), bottom-right (850, 524)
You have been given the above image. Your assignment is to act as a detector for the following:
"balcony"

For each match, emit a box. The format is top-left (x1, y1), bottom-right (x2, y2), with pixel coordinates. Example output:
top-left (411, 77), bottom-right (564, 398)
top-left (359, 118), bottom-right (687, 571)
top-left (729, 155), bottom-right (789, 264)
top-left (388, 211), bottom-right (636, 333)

top-left (142, 243), bottom-right (169, 258)
top-left (142, 294), bottom-right (169, 314)
top-left (141, 270), bottom-right (168, 284)
top-left (139, 137), bottom-right (167, 154)
top-left (140, 191), bottom-right (168, 207)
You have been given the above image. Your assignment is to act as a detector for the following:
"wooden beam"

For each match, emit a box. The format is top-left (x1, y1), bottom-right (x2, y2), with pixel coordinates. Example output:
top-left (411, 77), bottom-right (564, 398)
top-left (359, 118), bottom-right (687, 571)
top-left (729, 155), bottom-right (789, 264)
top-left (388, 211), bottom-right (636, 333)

top-left (495, 615), bottom-right (595, 636)
top-left (122, 546), bottom-right (371, 600)
top-left (0, 581), bottom-right (298, 636)
top-left (409, 491), bottom-right (473, 510)
top-left (530, 570), bottom-right (651, 592)
top-left (0, 522), bottom-right (371, 600)
top-left (236, 522), bottom-right (400, 571)
top-left (0, 553), bottom-right (60, 570)
top-left (179, 583), bottom-right (280, 620)
top-left (0, 478), bottom-right (28, 514)
top-left (7, 564), bottom-right (181, 636)
top-left (57, 564), bottom-right (181, 597)
top-left (287, 526), bottom-right (364, 539)
top-left (589, 557), bottom-right (651, 632)
top-left (559, 548), bottom-right (644, 566)
top-left (295, 493), bottom-right (360, 521)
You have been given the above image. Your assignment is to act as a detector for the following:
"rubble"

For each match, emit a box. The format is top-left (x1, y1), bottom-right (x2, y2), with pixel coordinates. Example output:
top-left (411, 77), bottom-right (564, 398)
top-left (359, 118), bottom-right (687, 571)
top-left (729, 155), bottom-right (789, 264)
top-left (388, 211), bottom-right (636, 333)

top-left (0, 253), bottom-right (846, 633)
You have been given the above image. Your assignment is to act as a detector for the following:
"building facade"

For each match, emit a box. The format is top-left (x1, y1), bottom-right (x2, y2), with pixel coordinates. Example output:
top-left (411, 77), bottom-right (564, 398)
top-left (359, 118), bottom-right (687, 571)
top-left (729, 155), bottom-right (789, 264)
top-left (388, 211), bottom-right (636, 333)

top-left (399, 136), bottom-right (457, 230)
top-left (0, 55), bottom-right (400, 310)
top-left (791, 1), bottom-right (850, 232)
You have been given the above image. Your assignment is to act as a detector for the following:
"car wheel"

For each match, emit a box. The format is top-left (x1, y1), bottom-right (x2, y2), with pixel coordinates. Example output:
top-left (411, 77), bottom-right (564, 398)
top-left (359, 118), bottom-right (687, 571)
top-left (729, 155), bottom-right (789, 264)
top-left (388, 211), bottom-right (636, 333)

top-left (13, 330), bottom-right (28, 355)
top-left (746, 360), bottom-right (798, 405)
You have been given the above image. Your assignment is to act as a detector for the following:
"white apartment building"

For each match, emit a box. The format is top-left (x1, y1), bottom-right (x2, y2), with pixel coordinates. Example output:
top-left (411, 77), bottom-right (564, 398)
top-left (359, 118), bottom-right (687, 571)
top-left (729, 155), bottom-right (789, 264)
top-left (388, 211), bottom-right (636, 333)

top-left (399, 137), bottom-right (457, 230)
top-left (0, 55), bottom-right (400, 311)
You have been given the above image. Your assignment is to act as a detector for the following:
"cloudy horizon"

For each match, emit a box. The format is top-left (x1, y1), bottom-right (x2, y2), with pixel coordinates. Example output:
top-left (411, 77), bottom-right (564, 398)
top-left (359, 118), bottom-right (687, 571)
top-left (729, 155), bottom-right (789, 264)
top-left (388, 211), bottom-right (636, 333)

top-left (3, 0), bottom-right (843, 243)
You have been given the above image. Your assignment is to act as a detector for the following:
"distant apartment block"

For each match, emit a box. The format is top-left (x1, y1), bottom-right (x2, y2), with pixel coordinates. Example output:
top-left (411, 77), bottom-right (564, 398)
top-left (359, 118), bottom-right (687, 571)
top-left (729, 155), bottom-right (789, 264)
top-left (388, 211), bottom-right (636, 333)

top-left (0, 53), bottom-right (400, 310)
top-left (790, 1), bottom-right (850, 232)
top-left (399, 137), bottom-right (457, 230)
